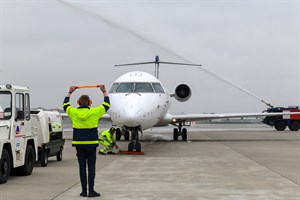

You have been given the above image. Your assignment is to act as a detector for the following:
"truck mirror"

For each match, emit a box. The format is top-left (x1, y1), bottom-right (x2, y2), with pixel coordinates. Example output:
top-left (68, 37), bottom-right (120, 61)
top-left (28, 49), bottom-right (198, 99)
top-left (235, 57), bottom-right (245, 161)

top-left (4, 108), bottom-right (12, 119)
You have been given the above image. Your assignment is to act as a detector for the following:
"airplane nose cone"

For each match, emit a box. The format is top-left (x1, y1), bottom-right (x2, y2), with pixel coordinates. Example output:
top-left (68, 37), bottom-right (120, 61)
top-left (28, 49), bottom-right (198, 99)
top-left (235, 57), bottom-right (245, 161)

top-left (121, 106), bottom-right (143, 127)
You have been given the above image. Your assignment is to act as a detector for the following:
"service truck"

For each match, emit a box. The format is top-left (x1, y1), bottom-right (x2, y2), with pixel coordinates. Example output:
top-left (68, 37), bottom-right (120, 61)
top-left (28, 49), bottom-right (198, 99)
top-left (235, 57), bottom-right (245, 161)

top-left (262, 106), bottom-right (300, 131)
top-left (31, 110), bottom-right (65, 167)
top-left (0, 84), bottom-right (65, 184)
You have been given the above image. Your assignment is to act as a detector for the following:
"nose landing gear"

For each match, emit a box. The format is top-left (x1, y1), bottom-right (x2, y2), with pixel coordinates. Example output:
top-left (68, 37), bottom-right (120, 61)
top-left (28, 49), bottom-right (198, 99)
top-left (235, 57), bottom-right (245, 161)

top-left (126, 126), bottom-right (142, 152)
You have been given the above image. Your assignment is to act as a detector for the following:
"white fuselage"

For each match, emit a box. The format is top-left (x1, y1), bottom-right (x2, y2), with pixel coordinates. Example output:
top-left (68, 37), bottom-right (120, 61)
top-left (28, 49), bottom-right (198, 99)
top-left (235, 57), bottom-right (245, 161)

top-left (108, 71), bottom-right (171, 130)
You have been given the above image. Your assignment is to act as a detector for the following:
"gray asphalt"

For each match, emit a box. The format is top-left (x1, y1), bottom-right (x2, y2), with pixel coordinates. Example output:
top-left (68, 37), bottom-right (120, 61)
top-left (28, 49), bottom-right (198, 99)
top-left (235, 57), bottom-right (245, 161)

top-left (0, 124), bottom-right (299, 200)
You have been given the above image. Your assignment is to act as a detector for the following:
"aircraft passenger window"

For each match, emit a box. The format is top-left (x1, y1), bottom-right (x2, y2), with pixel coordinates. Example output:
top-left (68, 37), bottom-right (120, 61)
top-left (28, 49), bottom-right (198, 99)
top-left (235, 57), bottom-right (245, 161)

top-left (135, 83), bottom-right (154, 93)
top-left (109, 83), bottom-right (119, 93)
top-left (152, 83), bottom-right (164, 93)
top-left (116, 83), bottom-right (134, 93)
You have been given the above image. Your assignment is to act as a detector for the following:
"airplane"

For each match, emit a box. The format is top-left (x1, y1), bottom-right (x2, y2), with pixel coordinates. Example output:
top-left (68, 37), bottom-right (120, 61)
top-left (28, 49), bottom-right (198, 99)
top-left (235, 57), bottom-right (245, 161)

top-left (105, 56), bottom-right (299, 152)
top-left (63, 56), bottom-right (300, 152)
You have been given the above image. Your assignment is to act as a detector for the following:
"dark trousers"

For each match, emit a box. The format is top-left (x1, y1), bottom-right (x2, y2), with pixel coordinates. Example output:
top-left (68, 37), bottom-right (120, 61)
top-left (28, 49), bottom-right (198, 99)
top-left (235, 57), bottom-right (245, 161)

top-left (75, 147), bottom-right (97, 192)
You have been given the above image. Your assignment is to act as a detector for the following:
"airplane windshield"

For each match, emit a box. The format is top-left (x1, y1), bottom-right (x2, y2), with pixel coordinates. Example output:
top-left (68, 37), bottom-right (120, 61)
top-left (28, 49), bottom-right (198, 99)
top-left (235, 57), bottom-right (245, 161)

top-left (109, 83), bottom-right (119, 93)
top-left (110, 82), bottom-right (165, 94)
top-left (152, 83), bottom-right (164, 93)
top-left (116, 83), bottom-right (134, 93)
top-left (135, 83), bottom-right (154, 93)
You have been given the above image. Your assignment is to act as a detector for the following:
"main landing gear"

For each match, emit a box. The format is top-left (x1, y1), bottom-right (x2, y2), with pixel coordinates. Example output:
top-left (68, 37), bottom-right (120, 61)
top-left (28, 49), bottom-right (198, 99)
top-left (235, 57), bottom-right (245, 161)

top-left (173, 122), bottom-right (188, 141)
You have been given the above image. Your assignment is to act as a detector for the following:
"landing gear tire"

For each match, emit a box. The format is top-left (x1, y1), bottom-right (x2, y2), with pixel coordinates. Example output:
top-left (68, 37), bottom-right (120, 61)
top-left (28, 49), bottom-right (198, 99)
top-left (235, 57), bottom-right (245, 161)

top-left (17, 144), bottom-right (34, 176)
top-left (124, 131), bottom-right (130, 141)
top-left (127, 127), bottom-right (142, 152)
top-left (182, 128), bottom-right (187, 141)
top-left (128, 142), bottom-right (141, 152)
top-left (275, 121), bottom-right (286, 131)
top-left (173, 128), bottom-right (178, 141)
top-left (289, 121), bottom-right (300, 131)
top-left (40, 150), bottom-right (48, 167)
top-left (136, 143), bottom-right (141, 152)
top-left (0, 149), bottom-right (11, 184)
top-left (128, 142), bottom-right (134, 152)
top-left (116, 128), bottom-right (121, 141)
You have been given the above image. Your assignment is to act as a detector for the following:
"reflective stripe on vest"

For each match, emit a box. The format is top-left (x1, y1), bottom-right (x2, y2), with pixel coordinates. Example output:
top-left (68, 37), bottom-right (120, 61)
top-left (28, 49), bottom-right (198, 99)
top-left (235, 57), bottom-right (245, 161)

top-left (102, 102), bottom-right (110, 107)
top-left (72, 140), bottom-right (99, 145)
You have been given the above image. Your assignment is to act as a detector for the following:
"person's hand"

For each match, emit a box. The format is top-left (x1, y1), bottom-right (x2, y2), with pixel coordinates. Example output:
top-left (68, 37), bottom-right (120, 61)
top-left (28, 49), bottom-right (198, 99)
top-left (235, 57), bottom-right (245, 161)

top-left (98, 84), bottom-right (106, 93)
top-left (69, 86), bottom-right (77, 93)
top-left (115, 144), bottom-right (119, 149)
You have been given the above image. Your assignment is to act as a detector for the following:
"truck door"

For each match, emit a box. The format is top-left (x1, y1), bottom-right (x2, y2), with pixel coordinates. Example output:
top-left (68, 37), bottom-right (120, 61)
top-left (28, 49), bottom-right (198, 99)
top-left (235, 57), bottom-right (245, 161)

top-left (14, 93), bottom-right (30, 154)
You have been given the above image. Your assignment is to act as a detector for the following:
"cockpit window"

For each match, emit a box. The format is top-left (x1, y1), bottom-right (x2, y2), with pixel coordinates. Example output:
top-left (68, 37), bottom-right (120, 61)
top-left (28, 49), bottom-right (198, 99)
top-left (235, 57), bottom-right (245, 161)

top-left (116, 83), bottom-right (134, 93)
top-left (111, 82), bottom-right (165, 94)
top-left (109, 83), bottom-right (119, 93)
top-left (152, 83), bottom-right (164, 93)
top-left (135, 83), bottom-right (154, 93)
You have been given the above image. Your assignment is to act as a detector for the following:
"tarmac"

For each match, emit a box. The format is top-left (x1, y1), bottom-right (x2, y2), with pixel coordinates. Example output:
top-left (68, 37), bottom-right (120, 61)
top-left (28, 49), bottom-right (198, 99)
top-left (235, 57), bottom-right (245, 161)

top-left (0, 124), bottom-right (299, 200)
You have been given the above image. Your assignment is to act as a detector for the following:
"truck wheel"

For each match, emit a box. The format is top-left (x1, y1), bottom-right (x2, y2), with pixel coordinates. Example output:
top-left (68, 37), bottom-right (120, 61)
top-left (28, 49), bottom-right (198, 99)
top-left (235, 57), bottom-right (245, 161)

top-left (275, 121), bottom-right (286, 131)
top-left (18, 144), bottom-right (34, 176)
top-left (289, 121), bottom-right (300, 131)
top-left (56, 150), bottom-right (63, 162)
top-left (0, 149), bottom-right (11, 184)
top-left (40, 150), bottom-right (48, 167)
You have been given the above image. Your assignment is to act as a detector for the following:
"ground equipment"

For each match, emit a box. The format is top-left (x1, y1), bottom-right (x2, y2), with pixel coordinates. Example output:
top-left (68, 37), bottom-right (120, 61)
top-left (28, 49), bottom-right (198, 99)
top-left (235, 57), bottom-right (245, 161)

top-left (31, 110), bottom-right (65, 167)
top-left (0, 84), bottom-right (38, 183)
top-left (0, 84), bottom-right (65, 184)
top-left (262, 106), bottom-right (300, 131)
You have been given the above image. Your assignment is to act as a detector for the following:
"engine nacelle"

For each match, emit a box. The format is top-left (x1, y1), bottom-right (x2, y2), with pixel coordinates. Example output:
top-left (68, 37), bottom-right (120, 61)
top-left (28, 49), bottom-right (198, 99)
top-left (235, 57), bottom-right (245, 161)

top-left (172, 84), bottom-right (192, 102)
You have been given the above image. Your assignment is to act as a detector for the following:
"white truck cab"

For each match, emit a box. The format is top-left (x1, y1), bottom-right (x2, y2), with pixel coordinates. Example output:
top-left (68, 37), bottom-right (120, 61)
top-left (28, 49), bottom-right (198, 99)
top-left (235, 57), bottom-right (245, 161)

top-left (0, 84), bottom-right (38, 184)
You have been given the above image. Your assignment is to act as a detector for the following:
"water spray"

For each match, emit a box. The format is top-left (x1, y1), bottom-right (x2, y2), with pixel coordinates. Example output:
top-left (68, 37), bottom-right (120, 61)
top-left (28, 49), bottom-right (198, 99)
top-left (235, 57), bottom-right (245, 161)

top-left (57, 0), bottom-right (274, 108)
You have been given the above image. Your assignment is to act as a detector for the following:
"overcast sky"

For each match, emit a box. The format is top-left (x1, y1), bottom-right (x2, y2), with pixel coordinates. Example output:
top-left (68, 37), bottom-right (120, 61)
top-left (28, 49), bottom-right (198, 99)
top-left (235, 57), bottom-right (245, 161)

top-left (0, 0), bottom-right (299, 114)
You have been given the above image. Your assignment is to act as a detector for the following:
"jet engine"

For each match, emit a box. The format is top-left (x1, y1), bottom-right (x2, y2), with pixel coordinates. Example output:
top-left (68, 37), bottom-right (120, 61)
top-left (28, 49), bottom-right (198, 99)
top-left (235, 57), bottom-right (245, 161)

top-left (172, 84), bottom-right (192, 102)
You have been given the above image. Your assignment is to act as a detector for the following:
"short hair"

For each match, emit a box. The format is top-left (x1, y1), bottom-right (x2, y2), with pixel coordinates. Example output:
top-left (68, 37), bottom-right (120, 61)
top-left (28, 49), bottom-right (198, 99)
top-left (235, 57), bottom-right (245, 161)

top-left (79, 95), bottom-right (90, 106)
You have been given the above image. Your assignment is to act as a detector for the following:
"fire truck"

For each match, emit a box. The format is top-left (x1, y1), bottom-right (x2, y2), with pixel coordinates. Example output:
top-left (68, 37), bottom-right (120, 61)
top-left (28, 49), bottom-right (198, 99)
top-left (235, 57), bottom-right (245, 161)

top-left (262, 106), bottom-right (300, 131)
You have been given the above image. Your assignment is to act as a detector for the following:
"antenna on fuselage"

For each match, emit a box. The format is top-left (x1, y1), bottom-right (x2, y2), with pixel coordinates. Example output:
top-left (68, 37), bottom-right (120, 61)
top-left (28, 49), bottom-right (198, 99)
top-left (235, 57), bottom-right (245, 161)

top-left (114, 55), bottom-right (202, 79)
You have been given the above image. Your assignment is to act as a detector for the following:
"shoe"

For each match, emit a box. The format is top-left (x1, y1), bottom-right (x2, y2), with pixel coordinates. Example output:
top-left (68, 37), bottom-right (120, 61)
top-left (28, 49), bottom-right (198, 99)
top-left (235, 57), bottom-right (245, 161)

top-left (80, 191), bottom-right (87, 197)
top-left (98, 152), bottom-right (106, 155)
top-left (88, 191), bottom-right (101, 197)
top-left (107, 152), bottom-right (115, 155)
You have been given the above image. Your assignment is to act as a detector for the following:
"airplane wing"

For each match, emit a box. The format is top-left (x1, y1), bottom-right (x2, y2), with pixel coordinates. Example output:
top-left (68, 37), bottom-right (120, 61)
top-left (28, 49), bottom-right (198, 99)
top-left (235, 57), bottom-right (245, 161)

top-left (157, 112), bottom-right (300, 125)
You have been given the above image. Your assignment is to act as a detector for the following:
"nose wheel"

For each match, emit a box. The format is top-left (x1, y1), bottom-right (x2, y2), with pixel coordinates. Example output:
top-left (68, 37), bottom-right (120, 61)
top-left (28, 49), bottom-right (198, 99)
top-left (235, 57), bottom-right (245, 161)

top-left (128, 142), bottom-right (141, 152)
top-left (127, 127), bottom-right (142, 152)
